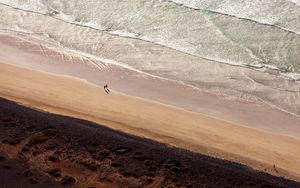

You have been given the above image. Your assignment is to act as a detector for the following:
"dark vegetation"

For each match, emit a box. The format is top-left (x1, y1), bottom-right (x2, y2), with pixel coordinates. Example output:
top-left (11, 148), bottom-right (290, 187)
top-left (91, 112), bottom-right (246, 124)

top-left (61, 175), bottom-right (76, 185)
top-left (47, 168), bottom-right (62, 178)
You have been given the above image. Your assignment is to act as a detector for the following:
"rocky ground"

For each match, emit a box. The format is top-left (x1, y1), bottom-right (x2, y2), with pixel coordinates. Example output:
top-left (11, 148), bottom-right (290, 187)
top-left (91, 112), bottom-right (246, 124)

top-left (0, 97), bottom-right (299, 188)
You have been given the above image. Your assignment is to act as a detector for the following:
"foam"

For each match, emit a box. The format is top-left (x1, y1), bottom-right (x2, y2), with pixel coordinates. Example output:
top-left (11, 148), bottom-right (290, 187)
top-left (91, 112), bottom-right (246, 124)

top-left (1, 1), bottom-right (300, 74)
top-left (1, 1), bottom-right (300, 116)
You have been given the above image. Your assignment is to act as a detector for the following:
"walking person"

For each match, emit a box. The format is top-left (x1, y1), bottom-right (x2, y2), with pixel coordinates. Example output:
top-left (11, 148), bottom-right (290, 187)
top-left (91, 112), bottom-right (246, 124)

top-left (104, 84), bottom-right (110, 94)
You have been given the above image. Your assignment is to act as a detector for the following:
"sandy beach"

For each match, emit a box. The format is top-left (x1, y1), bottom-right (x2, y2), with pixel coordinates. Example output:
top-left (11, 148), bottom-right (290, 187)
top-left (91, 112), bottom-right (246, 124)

top-left (1, 1), bottom-right (300, 187)
top-left (1, 62), bottom-right (300, 182)
top-left (1, 33), bottom-right (300, 140)
top-left (2, 98), bottom-right (300, 187)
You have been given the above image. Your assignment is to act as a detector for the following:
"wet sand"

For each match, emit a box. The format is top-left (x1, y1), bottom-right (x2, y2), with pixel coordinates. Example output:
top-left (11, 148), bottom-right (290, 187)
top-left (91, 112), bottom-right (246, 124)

top-left (1, 62), bottom-right (300, 182)
top-left (1, 33), bottom-right (300, 139)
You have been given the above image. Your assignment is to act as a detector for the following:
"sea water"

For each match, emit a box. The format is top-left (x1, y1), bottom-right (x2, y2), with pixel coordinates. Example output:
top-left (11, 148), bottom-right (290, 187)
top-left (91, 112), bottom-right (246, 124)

top-left (0, 0), bottom-right (300, 116)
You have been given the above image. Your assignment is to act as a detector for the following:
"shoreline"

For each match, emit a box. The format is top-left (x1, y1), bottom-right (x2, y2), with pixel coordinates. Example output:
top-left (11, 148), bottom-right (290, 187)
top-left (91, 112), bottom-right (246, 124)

top-left (1, 33), bottom-right (300, 139)
top-left (1, 3), bottom-right (300, 83)
top-left (2, 61), bottom-right (300, 142)
top-left (1, 62), bottom-right (300, 182)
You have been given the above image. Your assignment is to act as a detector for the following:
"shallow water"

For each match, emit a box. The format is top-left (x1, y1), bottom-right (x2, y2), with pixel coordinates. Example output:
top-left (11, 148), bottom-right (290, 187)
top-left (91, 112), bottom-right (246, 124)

top-left (0, 0), bottom-right (300, 116)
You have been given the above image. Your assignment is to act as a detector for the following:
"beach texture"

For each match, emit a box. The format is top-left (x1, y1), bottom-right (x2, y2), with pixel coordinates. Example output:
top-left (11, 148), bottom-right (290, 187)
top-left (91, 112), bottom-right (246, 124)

top-left (1, 0), bottom-right (300, 186)
top-left (1, 62), bottom-right (300, 183)
top-left (1, 98), bottom-right (300, 187)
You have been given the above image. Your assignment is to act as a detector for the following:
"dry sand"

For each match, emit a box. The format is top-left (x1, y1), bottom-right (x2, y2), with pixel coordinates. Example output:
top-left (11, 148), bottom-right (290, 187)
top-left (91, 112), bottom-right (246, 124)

top-left (2, 98), bottom-right (299, 187)
top-left (1, 33), bottom-right (300, 139)
top-left (1, 62), bottom-right (300, 182)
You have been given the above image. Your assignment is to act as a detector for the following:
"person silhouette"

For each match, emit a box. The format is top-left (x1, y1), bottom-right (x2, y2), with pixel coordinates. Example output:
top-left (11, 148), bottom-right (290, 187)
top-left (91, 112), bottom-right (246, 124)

top-left (104, 84), bottom-right (110, 93)
top-left (273, 164), bottom-right (279, 173)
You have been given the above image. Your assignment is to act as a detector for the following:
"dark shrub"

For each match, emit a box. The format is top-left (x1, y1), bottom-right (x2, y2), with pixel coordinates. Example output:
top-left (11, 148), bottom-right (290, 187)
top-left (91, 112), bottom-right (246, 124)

top-left (47, 168), bottom-right (61, 177)
top-left (28, 133), bottom-right (47, 145)
top-left (47, 153), bottom-right (60, 162)
top-left (61, 175), bottom-right (76, 185)
top-left (95, 149), bottom-right (110, 159)
top-left (79, 159), bottom-right (97, 171)
top-left (42, 127), bottom-right (57, 136)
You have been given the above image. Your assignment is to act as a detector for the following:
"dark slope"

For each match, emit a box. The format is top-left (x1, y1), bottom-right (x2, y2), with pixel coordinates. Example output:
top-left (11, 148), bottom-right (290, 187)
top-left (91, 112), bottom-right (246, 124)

top-left (0, 98), bottom-right (299, 188)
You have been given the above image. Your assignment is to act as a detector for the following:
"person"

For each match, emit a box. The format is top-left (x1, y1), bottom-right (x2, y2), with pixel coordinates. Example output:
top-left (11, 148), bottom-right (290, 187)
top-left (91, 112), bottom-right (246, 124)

top-left (104, 84), bottom-right (110, 94)
top-left (273, 164), bottom-right (279, 173)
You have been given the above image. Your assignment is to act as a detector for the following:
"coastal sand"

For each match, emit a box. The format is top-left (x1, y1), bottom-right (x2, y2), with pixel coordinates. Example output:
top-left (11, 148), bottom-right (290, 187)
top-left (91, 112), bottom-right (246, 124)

top-left (1, 62), bottom-right (300, 181)
top-left (1, 33), bottom-right (300, 139)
